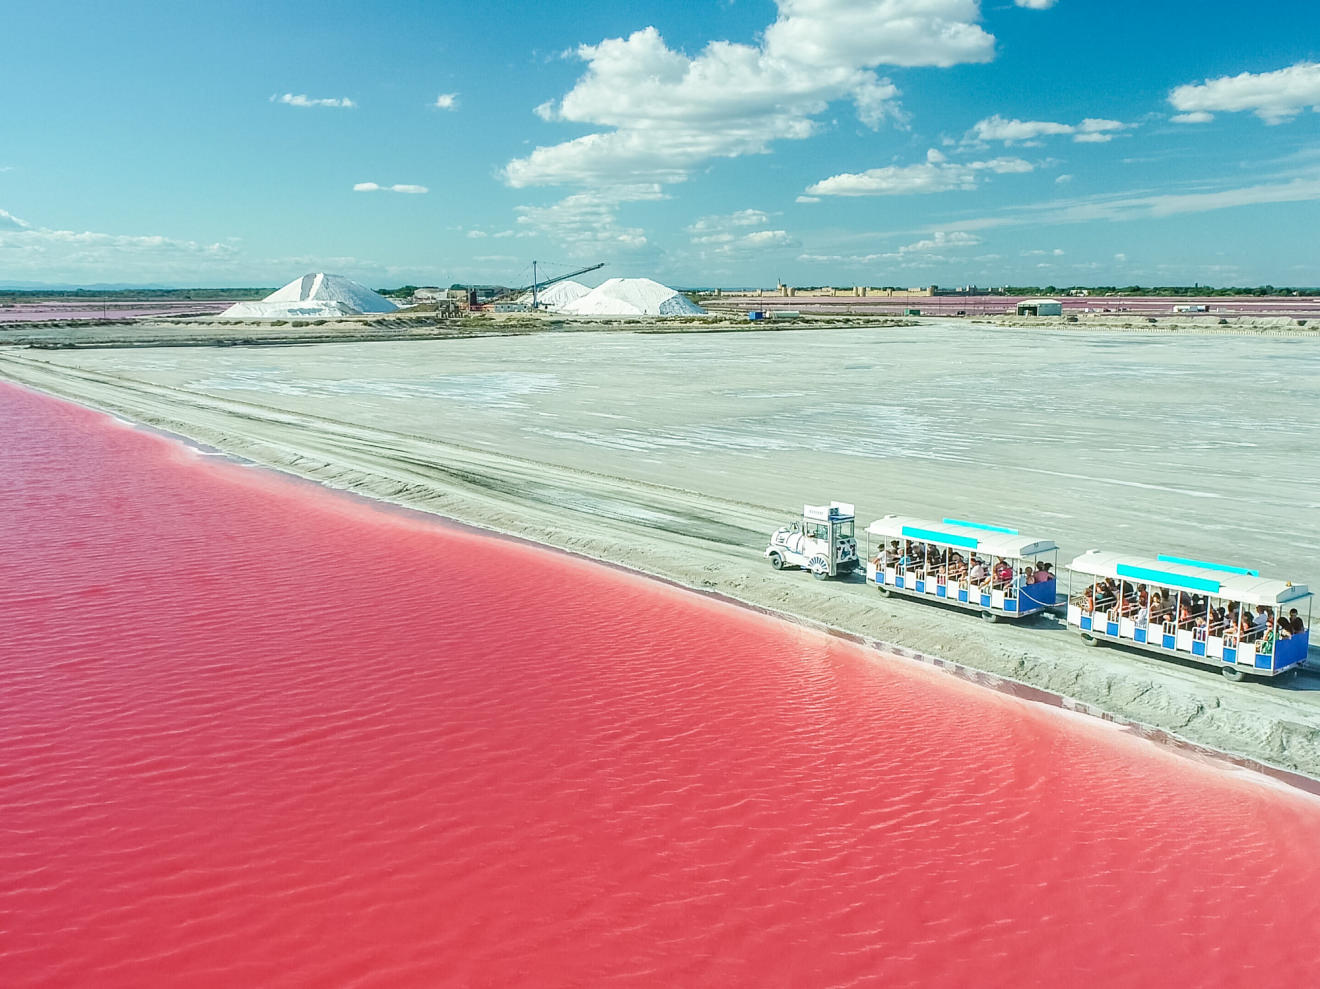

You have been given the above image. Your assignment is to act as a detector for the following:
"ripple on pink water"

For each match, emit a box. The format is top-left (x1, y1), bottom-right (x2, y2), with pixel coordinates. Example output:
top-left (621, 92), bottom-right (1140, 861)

top-left (1, 381), bottom-right (1318, 987)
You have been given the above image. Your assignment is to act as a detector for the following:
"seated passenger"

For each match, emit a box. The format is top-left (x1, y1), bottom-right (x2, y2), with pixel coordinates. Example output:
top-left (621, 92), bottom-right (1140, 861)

top-left (1260, 614), bottom-right (1278, 652)
top-left (949, 552), bottom-right (967, 580)
top-left (993, 558), bottom-right (1013, 587)
top-left (1032, 561), bottom-right (1053, 583)
top-left (933, 547), bottom-right (948, 573)
top-left (1011, 567), bottom-right (1030, 596)
top-left (1193, 615), bottom-right (1208, 640)
top-left (1081, 588), bottom-right (1095, 613)
top-left (1177, 603), bottom-right (1194, 629)
top-left (968, 557), bottom-right (987, 585)
top-left (1288, 608), bottom-right (1305, 635)
top-left (1095, 580), bottom-right (1116, 610)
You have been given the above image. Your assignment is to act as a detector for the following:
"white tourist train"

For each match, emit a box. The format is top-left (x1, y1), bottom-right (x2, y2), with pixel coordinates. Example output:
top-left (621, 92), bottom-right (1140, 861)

top-left (1066, 551), bottom-right (1312, 681)
top-left (864, 516), bottom-right (1058, 622)
top-left (765, 502), bottom-right (1313, 684)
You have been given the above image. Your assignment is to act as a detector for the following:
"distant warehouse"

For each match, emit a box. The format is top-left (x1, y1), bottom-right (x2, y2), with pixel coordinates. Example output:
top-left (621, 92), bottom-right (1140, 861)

top-left (1016, 298), bottom-right (1062, 317)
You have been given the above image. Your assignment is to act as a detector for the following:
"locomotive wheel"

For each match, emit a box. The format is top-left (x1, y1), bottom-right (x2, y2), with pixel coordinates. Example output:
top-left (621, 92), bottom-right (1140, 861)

top-left (769, 553), bottom-right (785, 571)
top-left (1221, 666), bottom-right (1245, 682)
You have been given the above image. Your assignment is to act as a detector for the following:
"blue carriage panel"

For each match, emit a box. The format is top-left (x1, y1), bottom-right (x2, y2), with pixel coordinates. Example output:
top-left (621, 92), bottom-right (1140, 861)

top-left (1191, 640), bottom-right (1207, 657)
top-left (1274, 630), bottom-right (1309, 669)
top-left (1106, 620), bottom-right (1119, 636)
top-left (875, 570), bottom-right (885, 585)
top-left (958, 589), bottom-right (969, 603)
top-left (1004, 598), bottom-right (1017, 612)
top-left (936, 584), bottom-right (947, 598)
top-left (895, 575), bottom-right (905, 588)
top-left (1019, 579), bottom-right (1056, 611)
top-left (1222, 647), bottom-right (1237, 663)
top-left (1134, 627), bottom-right (1147, 644)
top-left (915, 579), bottom-right (925, 593)
top-left (1255, 652), bottom-right (1272, 670)
top-left (1080, 615), bottom-right (1092, 631)
top-left (980, 593), bottom-right (992, 607)
top-left (1161, 633), bottom-right (1176, 650)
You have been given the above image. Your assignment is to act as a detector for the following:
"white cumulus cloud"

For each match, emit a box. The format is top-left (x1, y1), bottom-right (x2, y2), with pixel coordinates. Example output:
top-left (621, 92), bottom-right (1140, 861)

top-left (798, 229), bottom-right (980, 266)
top-left (1014, 0), bottom-right (1057, 8)
top-left (805, 149), bottom-right (1033, 197)
top-left (688, 209), bottom-right (771, 234)
top-left (966, 113), bottom-right (1131, 145)
top-left (272, 93), bottom-right (356, 109)
top-left (1169, 61), bottom-right (1320, 124)
top-left (433, 93), bottom-right (459, 110)
top-left (899, 230), bottom-right (981, 252)
top-left (1073, 118), bottom-right (1127, 142)
top-left (0, 207), bottom-right (32, 231)
top-left (514, 184), bottom-right (664, 251)
top-left (0, 214), bottom-right (241, 281)
top-left (687, 209), bottom-right (797, 255)
top-left (504, 1), bottom-right (996, 190)
top-left (966, 114), bottom-right (1074, 143)
top-left (354, 182), bottom-right (429, 194)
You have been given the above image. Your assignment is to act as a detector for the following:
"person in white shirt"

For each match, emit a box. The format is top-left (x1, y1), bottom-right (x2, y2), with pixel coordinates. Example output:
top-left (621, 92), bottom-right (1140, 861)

top-left (968, 557), bottom-right (987, 585)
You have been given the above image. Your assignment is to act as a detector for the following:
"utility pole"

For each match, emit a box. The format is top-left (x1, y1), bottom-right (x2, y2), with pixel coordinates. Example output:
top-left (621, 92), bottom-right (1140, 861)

top-left (531, 260), bottom-right (538, 310)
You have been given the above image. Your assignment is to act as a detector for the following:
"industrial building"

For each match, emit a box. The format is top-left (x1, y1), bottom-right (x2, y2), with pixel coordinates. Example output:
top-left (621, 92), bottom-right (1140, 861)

top-left (1015, 298), bottom-right (1063, 317)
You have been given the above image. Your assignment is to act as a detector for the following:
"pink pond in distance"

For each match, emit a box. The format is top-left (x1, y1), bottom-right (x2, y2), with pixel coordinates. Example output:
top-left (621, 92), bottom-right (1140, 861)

top-left (2, 381), bottom-right (1318, 987)
top-left (0, 301), bottom-right (235, 322)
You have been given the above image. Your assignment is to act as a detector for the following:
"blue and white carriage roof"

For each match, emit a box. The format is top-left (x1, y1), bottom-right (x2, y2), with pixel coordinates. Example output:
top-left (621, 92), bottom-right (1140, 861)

top-left (1066, 549), bottom-right (1311, 607)
top-left (865, 515), bottom-right (1056, 560)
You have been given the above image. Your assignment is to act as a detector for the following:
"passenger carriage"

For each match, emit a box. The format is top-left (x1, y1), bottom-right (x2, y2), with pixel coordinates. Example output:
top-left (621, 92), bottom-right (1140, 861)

top-left (1065, 550), bottom-right (1312, 681)
top-left (864, 516), bottom-right (1059, 622)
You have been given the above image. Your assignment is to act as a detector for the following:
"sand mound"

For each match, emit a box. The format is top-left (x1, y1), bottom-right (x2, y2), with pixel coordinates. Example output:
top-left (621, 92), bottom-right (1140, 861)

top-left (517, 280), bottom-right (591, 309)
top-left (561, 278), bottom-right (705, 317)
top-left (221, 273), bottom-right (399, 320)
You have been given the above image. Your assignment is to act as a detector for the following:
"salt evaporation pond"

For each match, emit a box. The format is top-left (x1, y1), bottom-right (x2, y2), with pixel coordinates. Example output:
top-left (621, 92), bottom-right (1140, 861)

top-left (3, 381), bottom-right (1319, 986)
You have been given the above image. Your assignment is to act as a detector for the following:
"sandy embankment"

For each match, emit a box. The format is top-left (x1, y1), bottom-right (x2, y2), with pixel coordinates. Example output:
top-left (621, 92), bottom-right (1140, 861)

top-left (3, 326), bottom-right (1320, 780)
top-left (0, 311), bottom-right (915, 350)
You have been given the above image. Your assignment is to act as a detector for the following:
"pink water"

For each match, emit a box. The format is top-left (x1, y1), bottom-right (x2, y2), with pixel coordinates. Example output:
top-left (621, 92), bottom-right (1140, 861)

top-left (0, 301), bottom-right (233, 322)
top-left (2, 382), bottom-right (1318, 987)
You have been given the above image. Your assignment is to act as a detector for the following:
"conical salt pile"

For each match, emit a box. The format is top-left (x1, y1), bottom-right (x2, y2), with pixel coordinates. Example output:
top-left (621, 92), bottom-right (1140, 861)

top-left (221, 273), bottom-right (399, 319)
top-left (517, 279), bottom-right (591, 309)
top-left (561, 278), bottom-right (705, 316)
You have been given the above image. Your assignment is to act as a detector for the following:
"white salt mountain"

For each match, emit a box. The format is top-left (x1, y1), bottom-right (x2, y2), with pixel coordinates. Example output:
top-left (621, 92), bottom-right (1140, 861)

top-left (221, 273), bottom-right (399, 319)
top-left (561, 278), bottom-right (706, 316)
top-left (516, 279), bottom-right (591, 309)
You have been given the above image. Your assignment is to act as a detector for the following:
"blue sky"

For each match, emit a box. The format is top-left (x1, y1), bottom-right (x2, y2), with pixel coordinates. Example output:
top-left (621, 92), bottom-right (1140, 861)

top-left (2, 0), bottom-right (1318, 288)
